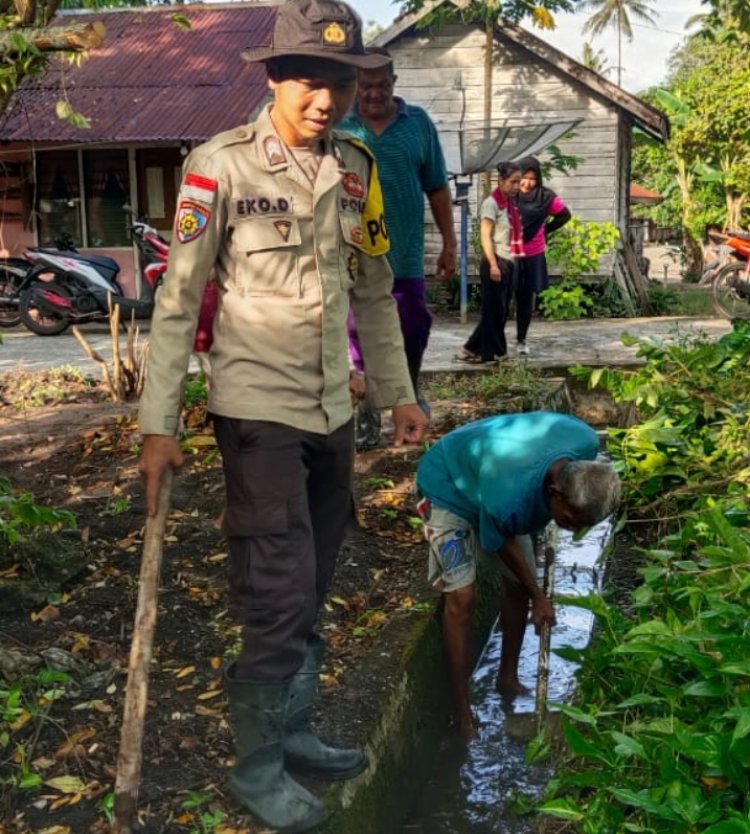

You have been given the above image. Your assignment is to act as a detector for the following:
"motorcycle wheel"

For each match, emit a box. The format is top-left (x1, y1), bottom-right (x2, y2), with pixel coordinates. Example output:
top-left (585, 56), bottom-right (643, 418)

top-left (0, 267), bottom-right (24, 328)
top-left (713, 262), bottom-right (750, 320)
top-left (19, 283), bottom-right (72, 335)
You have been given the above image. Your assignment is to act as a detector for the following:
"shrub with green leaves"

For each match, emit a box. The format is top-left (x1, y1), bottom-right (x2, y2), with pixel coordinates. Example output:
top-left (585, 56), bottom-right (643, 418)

top-left (545, 217), bottom-right (621, 282)
top-left (540, 217), bottom-right (621, 321)
top-left (540, 320), bottom-right (750, 833)
top-left (539, 280), bottom-right (593, 321)
top-left (0, 477), bottom-right (76, 545)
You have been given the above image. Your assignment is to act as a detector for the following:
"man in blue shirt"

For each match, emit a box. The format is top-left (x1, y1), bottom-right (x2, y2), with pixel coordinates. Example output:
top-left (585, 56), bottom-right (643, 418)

top-left (416, 411), bottom-right (620, 737)
top-left (340, 46), bottom-right (457, 446)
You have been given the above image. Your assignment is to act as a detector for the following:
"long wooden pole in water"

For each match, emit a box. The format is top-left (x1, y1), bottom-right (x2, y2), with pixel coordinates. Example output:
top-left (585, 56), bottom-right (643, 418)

top-left (535, 538), bottom-right (555, 734)
top-left (113, 468), bottom-right (173, 833)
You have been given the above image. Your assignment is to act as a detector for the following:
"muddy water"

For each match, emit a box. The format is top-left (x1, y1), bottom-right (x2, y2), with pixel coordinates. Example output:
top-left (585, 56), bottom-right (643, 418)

top-left (402, 519), bottom-right (612, 834)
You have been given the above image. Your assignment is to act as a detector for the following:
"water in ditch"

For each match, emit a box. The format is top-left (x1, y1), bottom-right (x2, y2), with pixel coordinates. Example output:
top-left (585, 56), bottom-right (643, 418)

top-left (402, 518), bottom-right (612, 834)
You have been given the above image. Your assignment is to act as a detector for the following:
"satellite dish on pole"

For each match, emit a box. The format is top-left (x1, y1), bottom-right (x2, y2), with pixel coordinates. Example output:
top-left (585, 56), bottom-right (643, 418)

top-left (436, 119), bottom-right (582, 176)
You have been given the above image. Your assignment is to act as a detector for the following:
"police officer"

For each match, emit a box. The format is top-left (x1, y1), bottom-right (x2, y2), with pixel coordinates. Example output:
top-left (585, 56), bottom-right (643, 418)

top-left (138, 1), bottom-right (428, 831)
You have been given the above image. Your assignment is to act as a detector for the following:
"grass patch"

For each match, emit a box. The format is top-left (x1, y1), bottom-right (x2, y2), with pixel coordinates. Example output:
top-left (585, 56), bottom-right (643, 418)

top-left (672, 286), bottom-right (715, 316)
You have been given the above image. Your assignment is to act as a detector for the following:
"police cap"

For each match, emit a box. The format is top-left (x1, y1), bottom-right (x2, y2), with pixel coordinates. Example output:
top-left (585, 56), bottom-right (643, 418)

top-left (242, 0), bottom-right (391, 69)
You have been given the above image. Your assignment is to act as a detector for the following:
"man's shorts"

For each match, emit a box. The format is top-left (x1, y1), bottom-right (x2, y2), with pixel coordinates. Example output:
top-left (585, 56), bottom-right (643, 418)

top-left (416, 497), bottom-right (536, 593)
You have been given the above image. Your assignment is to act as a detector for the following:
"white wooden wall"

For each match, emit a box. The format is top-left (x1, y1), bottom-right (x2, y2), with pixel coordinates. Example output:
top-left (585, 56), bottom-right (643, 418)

top-left (386, 24), bottom-right (626, 276)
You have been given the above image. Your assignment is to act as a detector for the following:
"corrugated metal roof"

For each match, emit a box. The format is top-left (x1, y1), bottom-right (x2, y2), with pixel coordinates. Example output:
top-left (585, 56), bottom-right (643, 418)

top-left (0, 4), bottom-right (278, 144)
top-left (630, 183), bottom-right (663, 204)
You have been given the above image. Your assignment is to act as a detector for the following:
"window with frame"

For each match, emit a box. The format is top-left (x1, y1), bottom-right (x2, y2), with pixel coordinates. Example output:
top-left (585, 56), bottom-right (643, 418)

top-left (36, 149), bottom-right (132, 248)
top-left (83, 150), bottom-right (130, 247)
top-left (36, 151), bottom-right (83, 247)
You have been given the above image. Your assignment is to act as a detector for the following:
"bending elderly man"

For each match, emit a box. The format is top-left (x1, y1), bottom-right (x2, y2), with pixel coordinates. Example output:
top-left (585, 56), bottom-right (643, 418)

top-left (416, 411), bottom-right (620, 737)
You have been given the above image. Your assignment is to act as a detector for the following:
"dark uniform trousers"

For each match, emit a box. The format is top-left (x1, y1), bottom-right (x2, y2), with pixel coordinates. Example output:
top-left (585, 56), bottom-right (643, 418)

top-left (213, 416), bottom-right (354, 682)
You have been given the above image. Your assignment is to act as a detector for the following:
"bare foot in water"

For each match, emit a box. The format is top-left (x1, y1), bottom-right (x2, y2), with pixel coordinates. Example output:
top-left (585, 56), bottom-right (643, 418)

top-left (495, 676), bottom-right (531, 699)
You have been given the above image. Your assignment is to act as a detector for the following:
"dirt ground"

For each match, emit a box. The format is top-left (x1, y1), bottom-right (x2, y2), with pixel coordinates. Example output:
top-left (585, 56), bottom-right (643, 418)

top-left (0, 365), bottom-right (539, 834)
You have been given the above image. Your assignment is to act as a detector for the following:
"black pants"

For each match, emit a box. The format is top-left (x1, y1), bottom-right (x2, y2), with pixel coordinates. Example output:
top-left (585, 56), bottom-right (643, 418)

top-left (213, 416), bottom-right (354, 682)
top-left (515, 287), bottom-right (534, 344)
top-left (515, 252), bottom-right (548, 343)
top-left (465, 257), bottom-right (514, 361)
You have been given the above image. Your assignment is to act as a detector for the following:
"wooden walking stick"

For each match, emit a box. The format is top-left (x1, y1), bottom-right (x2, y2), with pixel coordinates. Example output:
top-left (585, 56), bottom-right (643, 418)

top-left (113, 468), bottom-right (174, 834)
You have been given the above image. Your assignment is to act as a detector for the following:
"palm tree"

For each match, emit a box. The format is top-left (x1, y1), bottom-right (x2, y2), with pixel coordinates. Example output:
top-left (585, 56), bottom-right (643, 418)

top-left (581, 41), bottom-right (612, 76)
top-left (581, 0), bottom-right (659, 87)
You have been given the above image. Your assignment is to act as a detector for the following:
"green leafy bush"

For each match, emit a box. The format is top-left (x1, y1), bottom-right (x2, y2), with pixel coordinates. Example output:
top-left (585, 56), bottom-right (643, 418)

top-left (539, 280), bottom-right (593, 320)
top-left (542, 320), bottom-right (750, 833)
top-left (0, 478), bottom-right (76, 545)
top-left (545, 216), bottom-right (621, 281)
top-left (540, 217), bottom-right (621, 320)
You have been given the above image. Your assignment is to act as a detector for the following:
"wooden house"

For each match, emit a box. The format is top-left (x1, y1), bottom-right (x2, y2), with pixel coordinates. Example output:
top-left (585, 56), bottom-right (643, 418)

top-left (372, 0), bottom-right (668, 276)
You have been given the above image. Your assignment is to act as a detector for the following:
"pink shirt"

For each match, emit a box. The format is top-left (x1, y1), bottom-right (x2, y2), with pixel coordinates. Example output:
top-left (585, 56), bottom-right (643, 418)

top-left (524, 195), bottom-right (566, 257)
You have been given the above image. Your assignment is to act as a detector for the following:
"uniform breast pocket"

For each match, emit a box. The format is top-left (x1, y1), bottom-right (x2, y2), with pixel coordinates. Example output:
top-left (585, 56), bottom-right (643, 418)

top-left (232, 218), bottom-right (302, 296)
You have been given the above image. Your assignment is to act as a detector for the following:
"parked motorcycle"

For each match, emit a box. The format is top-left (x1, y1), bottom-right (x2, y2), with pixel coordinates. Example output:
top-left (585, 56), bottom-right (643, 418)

top-left (0, 257), bottom-right (39, 328)
top-left (18, 220), bottom-right (169, 336)
top-left (701, 229), bottom-right (750, 319)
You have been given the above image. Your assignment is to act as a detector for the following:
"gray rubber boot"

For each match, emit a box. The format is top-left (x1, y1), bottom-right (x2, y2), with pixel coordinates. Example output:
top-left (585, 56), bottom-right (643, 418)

top-left (284, 638), bottom-right (368, 781)
top-left (225, 668), bottom-right (328, 833)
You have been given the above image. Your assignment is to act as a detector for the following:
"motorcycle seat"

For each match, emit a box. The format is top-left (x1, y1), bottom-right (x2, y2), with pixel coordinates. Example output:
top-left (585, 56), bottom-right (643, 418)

top-left (77, 253), bottom-right (121, 272)
top-left (34, 248), bottom-right (120, 273)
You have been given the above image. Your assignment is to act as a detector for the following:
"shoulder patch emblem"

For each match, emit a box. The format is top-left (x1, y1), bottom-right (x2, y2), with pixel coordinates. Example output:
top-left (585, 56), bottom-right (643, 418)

top-left (263, 135), bottom-right (287, 167)
top-left (181, 173), bottom-right (217, 205)
top-left (323, 22), bottom-right (346, 44)
top-left (342, 172), bottom-right (365, 199)
top-left (350, 226), bottom-right (363, 245)
top-left (274, 219), bottom-right (293, 242)
top-left (177, 200), bottom-right (210, 244)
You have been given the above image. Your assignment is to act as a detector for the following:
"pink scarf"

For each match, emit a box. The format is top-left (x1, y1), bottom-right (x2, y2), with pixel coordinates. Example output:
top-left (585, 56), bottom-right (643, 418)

top-left (491, 188), bottom-right (525, 258)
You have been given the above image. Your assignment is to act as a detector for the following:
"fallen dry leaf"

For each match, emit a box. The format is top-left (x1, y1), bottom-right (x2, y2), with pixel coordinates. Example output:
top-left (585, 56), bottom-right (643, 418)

top-left (9, 710), bottom-right (32, 732)
top-left (44, 775), bottom-right (87, 794)
top-left (32, 604), bottom-right (60, 623)
top-left (55, 727), bottom-right (96, 759)
top-left (197, 690), bottom-right (222, 701)
top-left (175, 665), bottom-right (197, 679)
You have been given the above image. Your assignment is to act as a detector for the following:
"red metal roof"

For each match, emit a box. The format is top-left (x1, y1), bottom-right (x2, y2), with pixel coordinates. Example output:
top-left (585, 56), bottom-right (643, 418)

top-left (0, 4), bottom-right (277, 144)
top-left (630, 183), bottom-right (663, 204)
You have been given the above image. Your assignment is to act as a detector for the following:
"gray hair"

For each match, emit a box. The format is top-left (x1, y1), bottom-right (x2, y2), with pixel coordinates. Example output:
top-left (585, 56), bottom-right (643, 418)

top-left (557, 461), bottom-right (621, 526)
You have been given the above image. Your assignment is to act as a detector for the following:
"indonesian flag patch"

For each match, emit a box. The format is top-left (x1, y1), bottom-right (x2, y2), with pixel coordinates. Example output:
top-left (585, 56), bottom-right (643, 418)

top-left (181, 173), bottom-right (217, 205)
top-left (177, 200), bottom-right (210, 243)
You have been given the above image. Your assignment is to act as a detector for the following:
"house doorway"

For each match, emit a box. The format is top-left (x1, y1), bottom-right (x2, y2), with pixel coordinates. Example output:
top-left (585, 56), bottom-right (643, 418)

top-left (136, 147), bottom-right (183, 237)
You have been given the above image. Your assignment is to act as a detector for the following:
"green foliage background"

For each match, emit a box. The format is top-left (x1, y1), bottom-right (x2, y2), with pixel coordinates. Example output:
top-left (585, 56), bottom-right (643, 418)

top-left (539, 321), bottom-right (750, 833)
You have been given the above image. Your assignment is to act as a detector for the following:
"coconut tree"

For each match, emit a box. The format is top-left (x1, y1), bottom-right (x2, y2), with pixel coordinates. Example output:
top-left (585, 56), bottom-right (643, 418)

top-left (581, 41), bottom-right (612, 75)
top-left (691, 0), bottom-right (750, 37)
top-left (581, 0), bottom-right (658, 86)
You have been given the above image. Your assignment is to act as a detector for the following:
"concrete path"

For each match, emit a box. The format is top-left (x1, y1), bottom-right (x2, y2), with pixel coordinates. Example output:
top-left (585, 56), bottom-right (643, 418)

top-left (0, 315), bottom-right (733, 376)
top-left (422, 314), bottom-right (732, 373)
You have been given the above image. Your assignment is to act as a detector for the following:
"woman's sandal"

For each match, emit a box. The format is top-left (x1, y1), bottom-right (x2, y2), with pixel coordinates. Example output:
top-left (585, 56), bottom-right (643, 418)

top-left (454, 350), bottom-right (483, 364)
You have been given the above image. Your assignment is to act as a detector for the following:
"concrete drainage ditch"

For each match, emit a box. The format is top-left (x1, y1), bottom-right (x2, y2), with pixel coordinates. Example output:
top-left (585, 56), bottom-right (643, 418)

top-left (317, 373), bottom-right (620, 834)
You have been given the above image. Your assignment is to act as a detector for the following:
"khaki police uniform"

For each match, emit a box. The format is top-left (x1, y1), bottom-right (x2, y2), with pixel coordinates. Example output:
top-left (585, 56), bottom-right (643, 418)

top-left (140, 105), bottom-right (413, 436)
top-left (140, 106), bottom-right (415, 680)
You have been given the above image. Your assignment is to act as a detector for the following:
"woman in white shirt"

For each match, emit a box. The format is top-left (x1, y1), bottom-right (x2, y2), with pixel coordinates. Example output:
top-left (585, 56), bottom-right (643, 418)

top-left (456, 161), bottom-right (523, 364)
